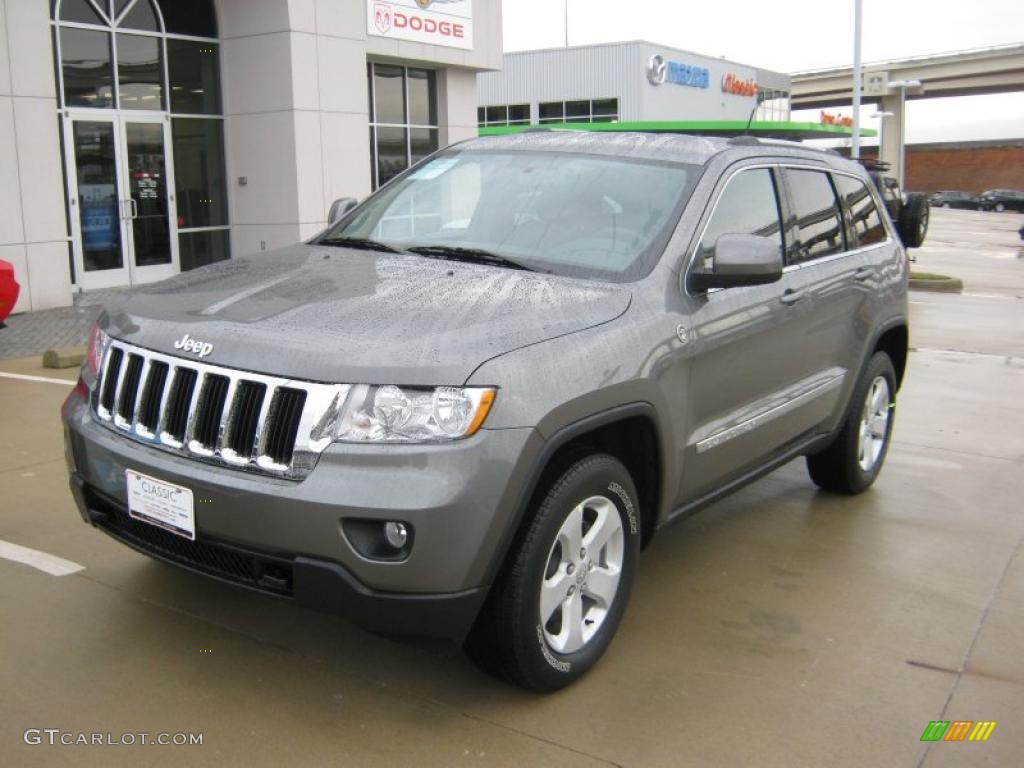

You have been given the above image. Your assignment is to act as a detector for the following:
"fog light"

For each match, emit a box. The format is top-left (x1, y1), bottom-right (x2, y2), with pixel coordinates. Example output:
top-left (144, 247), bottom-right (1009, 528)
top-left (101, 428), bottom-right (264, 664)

top-left (384, 521), bottom-right (408, 549)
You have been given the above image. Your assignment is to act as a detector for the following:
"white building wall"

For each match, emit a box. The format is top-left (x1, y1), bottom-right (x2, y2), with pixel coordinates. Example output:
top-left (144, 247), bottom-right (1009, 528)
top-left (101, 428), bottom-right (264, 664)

top-left (218, 0), bottom-right (500, 252)
top-left (0, 0), bottom-right (72, 312)
top-left (478, 42), bottom-right (644, 121)
top-left (637, 42), bottom-right (762, 122)
top-left (478, 41), bottom-right (792, 126)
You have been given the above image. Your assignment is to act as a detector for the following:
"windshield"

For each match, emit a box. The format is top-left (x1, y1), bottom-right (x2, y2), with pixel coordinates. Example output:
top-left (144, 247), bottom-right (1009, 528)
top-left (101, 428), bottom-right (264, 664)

top-left (320, 150), bottom-right (697, 281)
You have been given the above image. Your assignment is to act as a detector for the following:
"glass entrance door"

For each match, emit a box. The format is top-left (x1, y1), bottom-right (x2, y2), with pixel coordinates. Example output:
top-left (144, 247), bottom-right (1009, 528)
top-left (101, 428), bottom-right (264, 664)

top-left (66, 114), bottom-right (178, 290)
top-left (122, 118), bottom-right (177, 282)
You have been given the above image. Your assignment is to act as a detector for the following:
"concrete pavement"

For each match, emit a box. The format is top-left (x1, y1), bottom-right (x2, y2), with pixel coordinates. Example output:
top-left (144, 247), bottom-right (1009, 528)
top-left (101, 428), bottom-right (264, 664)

top-left (0, 208), bottom-right (1021, 766)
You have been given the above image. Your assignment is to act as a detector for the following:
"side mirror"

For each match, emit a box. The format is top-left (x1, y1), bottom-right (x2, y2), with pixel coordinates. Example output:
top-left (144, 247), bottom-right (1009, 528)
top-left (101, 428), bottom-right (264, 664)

top-left (688, 234), bottom-right (783, 292)
top-left (328, 197), bottom-right (358, 225)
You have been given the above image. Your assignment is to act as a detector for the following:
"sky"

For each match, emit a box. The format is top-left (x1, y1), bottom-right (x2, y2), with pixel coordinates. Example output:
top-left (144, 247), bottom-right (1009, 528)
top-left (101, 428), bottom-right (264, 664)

top-left (501, 0), bottom-right (1024, 143)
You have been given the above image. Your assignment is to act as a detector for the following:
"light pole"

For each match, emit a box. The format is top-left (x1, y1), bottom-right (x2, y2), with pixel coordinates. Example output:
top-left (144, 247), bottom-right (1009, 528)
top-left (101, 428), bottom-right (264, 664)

top-left (564, 0), bottom-right (569, 48)
top-left (870, 110), bottom-right (894, 163)
top-left (886, 79), bottom-right (921, 188)
top-left (852, 0), bottom-right (863, 159)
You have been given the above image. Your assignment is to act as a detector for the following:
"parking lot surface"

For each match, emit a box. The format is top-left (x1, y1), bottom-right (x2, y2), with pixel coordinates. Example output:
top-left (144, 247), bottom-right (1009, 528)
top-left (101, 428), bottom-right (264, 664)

top-left (1, 208), bottom-right (1022, 767)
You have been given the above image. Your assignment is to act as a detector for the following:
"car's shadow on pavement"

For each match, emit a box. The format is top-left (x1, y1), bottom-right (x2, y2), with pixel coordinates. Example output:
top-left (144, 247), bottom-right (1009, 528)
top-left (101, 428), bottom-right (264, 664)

top-left (98, 457), bottom-right (884, 711)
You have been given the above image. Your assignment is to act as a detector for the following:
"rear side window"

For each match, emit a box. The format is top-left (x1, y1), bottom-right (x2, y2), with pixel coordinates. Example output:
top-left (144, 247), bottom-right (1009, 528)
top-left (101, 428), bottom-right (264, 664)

top-left (834, 174), bottom-right (886, 248)
top-left (696, 168), bottom-right (783, 269)
top-left (785, 169), bottom-right (845, 263)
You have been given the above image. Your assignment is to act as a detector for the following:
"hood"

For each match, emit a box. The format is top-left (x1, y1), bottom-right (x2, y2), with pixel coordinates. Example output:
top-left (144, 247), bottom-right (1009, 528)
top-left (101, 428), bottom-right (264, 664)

top-left (101, 245), bottom-right (631, 385)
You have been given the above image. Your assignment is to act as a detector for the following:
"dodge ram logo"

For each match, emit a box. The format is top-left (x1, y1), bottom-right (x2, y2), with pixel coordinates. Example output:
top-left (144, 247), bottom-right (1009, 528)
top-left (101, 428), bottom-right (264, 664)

top-left (373, 3), bottom-right (392, 33)
top-left (173, 333), bottom-right (214, 358)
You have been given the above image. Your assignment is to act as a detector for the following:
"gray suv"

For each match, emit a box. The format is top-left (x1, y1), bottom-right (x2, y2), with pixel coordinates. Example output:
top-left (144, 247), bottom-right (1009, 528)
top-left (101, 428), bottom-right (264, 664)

top-left (62, 132), bottom-right (908, 691)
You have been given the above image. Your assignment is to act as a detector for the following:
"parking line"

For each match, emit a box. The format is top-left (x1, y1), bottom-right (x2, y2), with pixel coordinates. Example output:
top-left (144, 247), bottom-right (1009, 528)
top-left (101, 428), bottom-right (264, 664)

top-left (0, 371), bottom-right (76, 386)
top-left (0, 540), bottom-right (85, 576)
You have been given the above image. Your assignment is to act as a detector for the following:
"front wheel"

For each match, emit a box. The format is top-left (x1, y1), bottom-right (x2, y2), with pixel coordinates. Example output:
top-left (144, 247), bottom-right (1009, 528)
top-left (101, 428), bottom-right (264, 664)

top-left (995, 202), bottom-right (1006, 213)
top-left (806, 352), bottom-right (897, 494)
top-left (466, 454), bottom-right (641, 691)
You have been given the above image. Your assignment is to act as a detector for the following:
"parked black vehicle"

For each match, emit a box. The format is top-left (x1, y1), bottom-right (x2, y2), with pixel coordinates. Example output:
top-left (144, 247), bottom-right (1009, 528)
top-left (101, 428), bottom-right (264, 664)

top-left (930, 191), bottom-right (979, 210)
top-left (861, 161), bottom-right (929, 248)
top-left (977, 189), bottom-right (1024, 213)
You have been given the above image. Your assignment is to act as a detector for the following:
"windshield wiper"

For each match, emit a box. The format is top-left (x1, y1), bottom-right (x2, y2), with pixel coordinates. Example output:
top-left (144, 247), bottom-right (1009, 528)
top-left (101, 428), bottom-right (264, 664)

top-left (316, 236), bottom-right (403, 254)
top-left (405, 245), bottom-right (543, 272)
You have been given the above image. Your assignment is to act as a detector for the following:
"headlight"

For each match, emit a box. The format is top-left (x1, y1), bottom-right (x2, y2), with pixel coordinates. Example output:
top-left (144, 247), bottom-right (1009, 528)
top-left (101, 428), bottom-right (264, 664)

top-left (314, 385), bottom-right (496, 444)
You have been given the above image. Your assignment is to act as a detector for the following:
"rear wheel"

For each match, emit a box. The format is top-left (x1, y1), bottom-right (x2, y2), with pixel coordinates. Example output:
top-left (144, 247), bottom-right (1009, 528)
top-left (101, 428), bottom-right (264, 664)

top-left (807, 352), bottom-right (896, 494)
top-left (466, 454), bottom-right (641, 691)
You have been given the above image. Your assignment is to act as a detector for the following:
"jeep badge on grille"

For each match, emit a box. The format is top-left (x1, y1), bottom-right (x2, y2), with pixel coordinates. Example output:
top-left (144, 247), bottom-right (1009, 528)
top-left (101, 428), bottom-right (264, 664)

top-left (173, 333), bottom-right (214, 358)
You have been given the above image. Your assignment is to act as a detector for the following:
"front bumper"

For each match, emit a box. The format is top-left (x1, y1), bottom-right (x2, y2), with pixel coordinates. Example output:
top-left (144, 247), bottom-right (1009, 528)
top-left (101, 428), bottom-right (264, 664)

top-left (63, 386), bottom-right (541, 640)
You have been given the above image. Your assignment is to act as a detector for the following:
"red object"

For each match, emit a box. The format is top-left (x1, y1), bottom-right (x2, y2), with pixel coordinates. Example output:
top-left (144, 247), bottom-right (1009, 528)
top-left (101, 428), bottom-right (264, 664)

top-left (0, 259), bottom-right (20, 322)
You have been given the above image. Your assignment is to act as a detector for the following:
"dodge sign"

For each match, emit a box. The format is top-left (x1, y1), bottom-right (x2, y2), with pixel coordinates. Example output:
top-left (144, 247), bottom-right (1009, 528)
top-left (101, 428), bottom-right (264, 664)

top-left (367, 0), bottom-right (473, 50)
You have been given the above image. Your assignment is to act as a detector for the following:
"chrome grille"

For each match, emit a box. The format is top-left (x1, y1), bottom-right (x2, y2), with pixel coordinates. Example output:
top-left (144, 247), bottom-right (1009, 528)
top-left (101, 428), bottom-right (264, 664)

top-left (93, 340), bottom-right (347, 478)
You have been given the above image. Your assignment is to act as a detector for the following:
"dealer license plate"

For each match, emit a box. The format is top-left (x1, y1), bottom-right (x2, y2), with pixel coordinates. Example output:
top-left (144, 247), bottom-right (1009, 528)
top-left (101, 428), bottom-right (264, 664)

top-left (125, 469), bottom-right (195, 541)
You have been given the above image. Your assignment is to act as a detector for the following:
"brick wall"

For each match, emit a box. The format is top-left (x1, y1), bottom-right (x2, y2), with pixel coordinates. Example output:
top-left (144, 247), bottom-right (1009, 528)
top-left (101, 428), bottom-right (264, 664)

top-left (905, 142), bottom-right (1024, 193)
top-left (840, 140), bottom-right (1024, 193)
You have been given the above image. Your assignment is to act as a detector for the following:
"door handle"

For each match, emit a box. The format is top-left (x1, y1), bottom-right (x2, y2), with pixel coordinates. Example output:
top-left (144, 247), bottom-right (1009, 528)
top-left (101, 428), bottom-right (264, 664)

top-left (854, 267), bottom-right (874, 282)
top-left (128, 198), bottom-right (138, 219)
top-left (780, 289), bottom-right (805, 305)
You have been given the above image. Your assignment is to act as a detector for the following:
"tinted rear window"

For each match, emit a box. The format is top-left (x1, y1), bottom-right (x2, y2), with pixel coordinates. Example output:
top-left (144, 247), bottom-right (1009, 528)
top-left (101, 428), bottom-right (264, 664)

top-left (834, 174), bottom-right (886, 248)
top-left (785, 169), bottom-right (846, 264)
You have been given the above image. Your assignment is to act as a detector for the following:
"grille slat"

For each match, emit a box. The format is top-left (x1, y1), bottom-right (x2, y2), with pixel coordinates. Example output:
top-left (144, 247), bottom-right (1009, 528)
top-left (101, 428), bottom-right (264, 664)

top-left (164, 368), bottom-right (198, 445)
top-left (115, 354), bottom-right (145, 426)
top-left (99, 347), bottom-right (124, 415)
top-left (137, 361), bottom-right (169, 434)
top-left (263, 388), bottom-right (307, 467)
top-left (91, 341), bottom-right (342, 478)
top-left (192, 374), bottom-right (230, 450)
top-left (227, 381), bottom-right (267, 457)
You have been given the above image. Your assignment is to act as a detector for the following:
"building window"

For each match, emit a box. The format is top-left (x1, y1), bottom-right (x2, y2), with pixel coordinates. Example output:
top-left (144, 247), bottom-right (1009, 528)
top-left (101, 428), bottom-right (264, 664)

top-left (368, 62), bottom-right (439, 189)
top-left (51, 0), bottom-right (228, 276)
top-left (755, 88), bottom-right (791, 122)
top-left (537, 99), bottom-right (618, 124)
top-left (477, 104), bottom-right (530, 127)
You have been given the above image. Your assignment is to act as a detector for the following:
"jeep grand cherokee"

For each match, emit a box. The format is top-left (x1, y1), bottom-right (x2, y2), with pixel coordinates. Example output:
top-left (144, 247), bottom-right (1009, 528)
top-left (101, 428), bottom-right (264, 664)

top-left (63, 132), bottom-right (908, 691)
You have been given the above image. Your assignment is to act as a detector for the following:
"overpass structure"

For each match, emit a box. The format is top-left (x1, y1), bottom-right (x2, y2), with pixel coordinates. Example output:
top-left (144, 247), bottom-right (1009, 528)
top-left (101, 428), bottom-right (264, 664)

top-left (790, 44), bottom-right (1024, 185)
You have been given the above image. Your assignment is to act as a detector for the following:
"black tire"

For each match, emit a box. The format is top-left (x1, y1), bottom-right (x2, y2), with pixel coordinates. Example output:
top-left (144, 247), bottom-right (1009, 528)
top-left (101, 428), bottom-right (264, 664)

top-left (942, 202), bottom-right (951, 209)
top-left (898, 193), bottom-right (929, 248)
top-left (806, 352), bottom-right (897, 495)
top-left (466, 454), bottom-right (641, 691)
top-left (995, 202), bottom-right (1006, 213)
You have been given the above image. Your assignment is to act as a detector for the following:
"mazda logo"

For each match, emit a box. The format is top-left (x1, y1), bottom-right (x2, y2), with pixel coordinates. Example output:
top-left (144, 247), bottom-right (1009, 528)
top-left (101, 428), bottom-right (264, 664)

top-left (647, 54), bottom-right (667, 86)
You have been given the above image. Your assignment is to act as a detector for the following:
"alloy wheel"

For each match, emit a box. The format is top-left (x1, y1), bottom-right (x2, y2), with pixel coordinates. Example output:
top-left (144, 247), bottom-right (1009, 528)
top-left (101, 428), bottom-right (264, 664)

top-left (858, 376), bottom-right (891, 472)
top-left (539, 495), bottom-right (624, 654)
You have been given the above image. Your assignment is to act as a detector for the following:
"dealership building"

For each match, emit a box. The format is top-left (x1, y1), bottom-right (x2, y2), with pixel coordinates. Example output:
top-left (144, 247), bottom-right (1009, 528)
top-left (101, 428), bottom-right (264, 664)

top-left (477, 41), bottom-right (794, 133)
top-left (1, 0), bottom-right (501, 313)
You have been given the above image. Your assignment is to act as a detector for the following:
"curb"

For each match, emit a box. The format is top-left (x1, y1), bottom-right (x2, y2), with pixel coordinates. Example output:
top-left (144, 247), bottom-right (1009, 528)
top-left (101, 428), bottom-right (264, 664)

top-left (909, 277), bottom-right (963, 293)
top-left (43, 346), bottom-right (87, 369)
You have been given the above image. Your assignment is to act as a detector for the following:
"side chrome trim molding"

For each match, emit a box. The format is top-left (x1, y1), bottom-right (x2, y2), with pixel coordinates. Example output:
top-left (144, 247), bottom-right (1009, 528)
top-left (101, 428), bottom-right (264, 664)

top-left (694, 372), bottom-right (845, 454)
